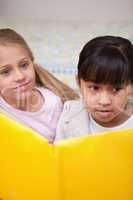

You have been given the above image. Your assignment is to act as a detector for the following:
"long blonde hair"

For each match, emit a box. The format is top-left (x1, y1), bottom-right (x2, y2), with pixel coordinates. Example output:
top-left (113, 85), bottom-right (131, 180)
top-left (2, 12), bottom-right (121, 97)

top-left (35, 64), bottom-right (79, 102)
top-left (0, 28), bottom-right (79, 102)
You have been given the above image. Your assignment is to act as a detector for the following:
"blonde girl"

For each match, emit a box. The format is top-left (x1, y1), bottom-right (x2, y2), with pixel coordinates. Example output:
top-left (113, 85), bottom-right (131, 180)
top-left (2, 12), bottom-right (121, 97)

top-left (0, 28), bottom-right (78, 142)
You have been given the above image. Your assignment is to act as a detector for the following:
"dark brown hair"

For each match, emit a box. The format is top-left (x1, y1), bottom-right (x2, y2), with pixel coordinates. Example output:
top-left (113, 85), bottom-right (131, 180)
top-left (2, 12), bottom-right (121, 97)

top-left (77, 36), bottom-right (133, 86)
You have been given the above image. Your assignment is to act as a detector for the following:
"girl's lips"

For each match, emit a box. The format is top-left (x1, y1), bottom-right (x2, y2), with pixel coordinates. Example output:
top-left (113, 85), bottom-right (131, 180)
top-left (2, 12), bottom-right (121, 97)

top-left (14, 81), bottom-right (31, 90)
top-left (95, 110), bottom-right (113, 118)
top-left (97, 110), bottom-right (112, 112)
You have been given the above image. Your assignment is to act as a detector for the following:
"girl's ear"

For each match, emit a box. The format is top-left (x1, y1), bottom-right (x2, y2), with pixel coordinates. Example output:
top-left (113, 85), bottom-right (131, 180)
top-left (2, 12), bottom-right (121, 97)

top-left (127, 85), bottom-right (133, 97)
top-left (75, 75), bottom-right (80, 87)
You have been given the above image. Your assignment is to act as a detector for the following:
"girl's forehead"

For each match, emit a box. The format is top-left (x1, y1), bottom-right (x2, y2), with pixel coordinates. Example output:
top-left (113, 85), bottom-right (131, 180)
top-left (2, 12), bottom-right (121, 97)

top-left (0, 45), bottom-right (30, 66)
top-left (81, 79), bottom-right (129, 88)
top-left (0, 43), bottom-right (24, 49)
top-left (0, 43), bottom-right (28, 53)
top-left (0, 44), bottom-right (26, 54)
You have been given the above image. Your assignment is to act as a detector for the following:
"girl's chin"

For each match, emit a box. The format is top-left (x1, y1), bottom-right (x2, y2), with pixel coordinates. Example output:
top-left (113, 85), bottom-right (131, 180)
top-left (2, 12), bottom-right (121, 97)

top-left (13, 86), bottom-right (34, 95)
top-left (92, 112), bottom-right (116, 125)
top-left (95, 111), bottom-right (113, 119)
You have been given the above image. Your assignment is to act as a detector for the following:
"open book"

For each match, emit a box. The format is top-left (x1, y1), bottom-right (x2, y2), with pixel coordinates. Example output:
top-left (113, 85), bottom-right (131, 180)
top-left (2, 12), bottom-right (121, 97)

top-left (0, 113), bottom-right (133, 200)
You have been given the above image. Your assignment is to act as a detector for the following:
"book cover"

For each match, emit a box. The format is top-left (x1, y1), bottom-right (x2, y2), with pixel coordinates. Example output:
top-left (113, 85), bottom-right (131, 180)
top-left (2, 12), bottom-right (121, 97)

top-left (0, 113), bottom-right (133, 200)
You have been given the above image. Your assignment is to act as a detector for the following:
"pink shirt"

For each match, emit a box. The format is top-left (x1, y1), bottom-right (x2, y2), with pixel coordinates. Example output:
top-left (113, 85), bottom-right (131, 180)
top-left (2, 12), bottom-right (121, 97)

top-left (0, 87), bottom-right (63, 142)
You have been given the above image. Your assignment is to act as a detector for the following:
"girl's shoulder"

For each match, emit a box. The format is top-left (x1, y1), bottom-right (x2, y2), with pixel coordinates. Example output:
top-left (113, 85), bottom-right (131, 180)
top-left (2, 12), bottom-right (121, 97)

top-left (63, 99), bottom-right (84, 113)
top-left (37, 87), bottom-right (57, 97)
top-left (60, 99), bottom-right (88, 123)
top-left (55, 99), bottom-right (90, 140)
top-left (62, 99), bottom-right (84, 118)
top-left (36, 87), bottom-right (63, 111)
top-left (37, 87), bottom-right (62, 102)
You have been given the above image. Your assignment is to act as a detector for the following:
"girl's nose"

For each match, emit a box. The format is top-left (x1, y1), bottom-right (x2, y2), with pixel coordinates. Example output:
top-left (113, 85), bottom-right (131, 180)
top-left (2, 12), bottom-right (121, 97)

top-left (98, 92), bottom-right (112, 106)
top-left (14, 69), bottom-right (25, 82)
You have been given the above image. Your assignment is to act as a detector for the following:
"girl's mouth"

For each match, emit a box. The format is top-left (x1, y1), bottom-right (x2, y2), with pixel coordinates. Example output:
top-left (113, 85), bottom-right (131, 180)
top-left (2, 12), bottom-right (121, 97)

top-left (14, 81), bottom-right (31, 90)
top-left (95, 110), bottom-right (113, 118)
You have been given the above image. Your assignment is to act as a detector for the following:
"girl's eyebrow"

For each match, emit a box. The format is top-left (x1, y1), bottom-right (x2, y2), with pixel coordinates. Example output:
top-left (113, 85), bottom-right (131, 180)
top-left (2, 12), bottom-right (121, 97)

top-left (19, 57), bottom-right (30, 61)
top-left (0, 65), bottom-right (11, 70)
top-left (0, 58), bottom-right (30, 69)
top-left (18, 57), bottom-right (30, 64)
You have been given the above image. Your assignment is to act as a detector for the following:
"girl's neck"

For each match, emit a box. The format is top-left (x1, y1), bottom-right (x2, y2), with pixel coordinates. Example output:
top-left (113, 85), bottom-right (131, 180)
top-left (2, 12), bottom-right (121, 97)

top-left (3, 89), bottom-right (44, 112)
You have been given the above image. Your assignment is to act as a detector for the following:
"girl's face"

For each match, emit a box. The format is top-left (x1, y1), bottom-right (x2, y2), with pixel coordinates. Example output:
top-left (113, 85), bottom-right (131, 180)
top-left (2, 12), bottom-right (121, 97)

top-left (0, 44), bottom-right (36, 103)
top-left (77, 78), bottom-right (131, 127)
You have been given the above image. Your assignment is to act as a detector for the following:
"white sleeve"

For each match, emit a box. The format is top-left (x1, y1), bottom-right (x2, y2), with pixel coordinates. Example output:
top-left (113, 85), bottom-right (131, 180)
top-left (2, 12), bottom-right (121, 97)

top-left (55, 101), bottom-right (71, 141)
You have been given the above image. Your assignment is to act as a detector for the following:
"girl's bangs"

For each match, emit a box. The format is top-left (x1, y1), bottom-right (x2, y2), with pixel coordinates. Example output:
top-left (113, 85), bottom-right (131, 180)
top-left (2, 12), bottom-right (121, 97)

top-left (80, 48), bottom-right (130, 86)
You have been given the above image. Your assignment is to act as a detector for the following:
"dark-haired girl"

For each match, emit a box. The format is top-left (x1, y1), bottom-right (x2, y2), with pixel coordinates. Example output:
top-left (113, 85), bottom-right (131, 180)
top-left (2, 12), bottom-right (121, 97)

top-left (56, 36), bottom-right (133, 140)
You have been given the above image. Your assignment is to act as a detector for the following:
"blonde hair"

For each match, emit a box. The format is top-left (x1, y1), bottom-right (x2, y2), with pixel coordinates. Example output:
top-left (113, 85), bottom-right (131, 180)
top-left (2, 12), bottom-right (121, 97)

top-left (0, 28), bottom-right (79, 102)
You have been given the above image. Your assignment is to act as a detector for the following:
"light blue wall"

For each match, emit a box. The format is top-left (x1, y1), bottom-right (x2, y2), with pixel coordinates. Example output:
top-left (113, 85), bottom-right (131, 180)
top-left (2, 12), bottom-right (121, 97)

top-left (0, 0), bottom-right (133, 88)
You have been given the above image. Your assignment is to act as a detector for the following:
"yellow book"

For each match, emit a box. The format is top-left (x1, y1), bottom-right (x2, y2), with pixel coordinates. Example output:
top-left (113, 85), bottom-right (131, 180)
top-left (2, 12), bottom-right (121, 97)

top-left (0, 113), bottom-right (133, 200)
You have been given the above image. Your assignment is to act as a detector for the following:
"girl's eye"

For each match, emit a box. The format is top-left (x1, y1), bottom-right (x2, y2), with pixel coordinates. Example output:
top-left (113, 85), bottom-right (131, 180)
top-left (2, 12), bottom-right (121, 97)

top-left (0, 69), bottom-right (11, 76)
top-left (112, 87), bottom-right (123, 93)
top-left (88, 85), bottom-right (100, 91)
top-left (20, 62), bottom-right (29, 69)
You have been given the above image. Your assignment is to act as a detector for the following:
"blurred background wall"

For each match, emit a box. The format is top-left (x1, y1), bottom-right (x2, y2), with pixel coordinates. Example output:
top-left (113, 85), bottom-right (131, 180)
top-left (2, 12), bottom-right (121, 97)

top-left (0, 0), bottom-right (133, 21)
top-left (0, 0), bottom-right (133, 88)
